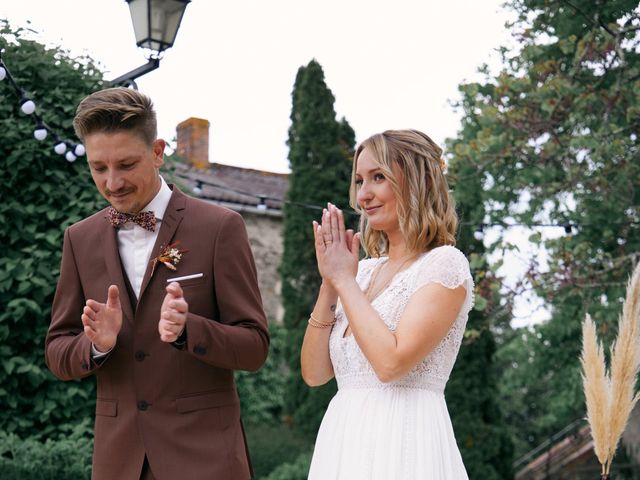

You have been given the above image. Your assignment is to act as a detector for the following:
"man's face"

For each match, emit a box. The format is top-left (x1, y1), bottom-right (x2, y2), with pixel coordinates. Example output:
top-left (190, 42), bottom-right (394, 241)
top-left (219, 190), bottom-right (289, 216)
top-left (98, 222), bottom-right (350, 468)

top-left (84, 131), bottom-right (165, 214)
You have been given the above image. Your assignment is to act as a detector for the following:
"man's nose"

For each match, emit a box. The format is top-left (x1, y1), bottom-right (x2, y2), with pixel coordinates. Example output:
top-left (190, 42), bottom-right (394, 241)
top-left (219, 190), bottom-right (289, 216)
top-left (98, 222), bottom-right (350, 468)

top-left (106, 170), bottom-right (124, 192)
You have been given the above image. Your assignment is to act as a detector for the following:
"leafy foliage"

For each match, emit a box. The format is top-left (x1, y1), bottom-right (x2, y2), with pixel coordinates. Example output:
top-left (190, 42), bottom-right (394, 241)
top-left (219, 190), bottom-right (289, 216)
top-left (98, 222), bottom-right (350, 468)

top-left (446, 140), bottom-right (515, 478)
top-left (244, 423), bottom-right (311, 479)
top-left (0, 21), bottom-right (105, 438)
top-left (0, 418), bottom-right (93, 479)
top-left (236, 323), bottom-right (289, 426)
top-left (280, 59), bottom-right (355, 438)
top-left (262, 452), bottom-right (312, 480)
top-left (447, 0), bottom-right (640, 463)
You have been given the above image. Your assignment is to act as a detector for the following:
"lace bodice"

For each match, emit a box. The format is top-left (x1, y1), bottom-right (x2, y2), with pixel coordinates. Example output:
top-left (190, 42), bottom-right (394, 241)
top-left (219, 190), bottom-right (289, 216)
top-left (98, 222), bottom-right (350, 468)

top-left (329, 245), bottom-right (474, 393)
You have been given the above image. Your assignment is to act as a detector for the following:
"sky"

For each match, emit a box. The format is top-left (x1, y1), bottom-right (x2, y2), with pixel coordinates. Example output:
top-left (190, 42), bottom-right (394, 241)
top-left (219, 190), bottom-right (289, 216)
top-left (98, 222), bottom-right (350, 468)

top-left (2, 0), bottom-right (514, 174)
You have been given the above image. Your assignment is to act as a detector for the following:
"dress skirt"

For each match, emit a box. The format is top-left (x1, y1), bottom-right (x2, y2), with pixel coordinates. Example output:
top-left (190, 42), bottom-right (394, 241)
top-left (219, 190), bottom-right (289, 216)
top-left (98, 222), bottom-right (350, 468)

top-left (308, 385), bottom-right (469, 480)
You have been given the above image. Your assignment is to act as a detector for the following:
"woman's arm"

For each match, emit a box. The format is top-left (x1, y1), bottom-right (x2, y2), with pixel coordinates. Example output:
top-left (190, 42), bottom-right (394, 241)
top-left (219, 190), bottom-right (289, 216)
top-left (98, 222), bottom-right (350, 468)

top-left (335, 278), bottom-right (465, 382)
top-left (320, 203), bottom-right (467, 383)
top-left (300, 282), bottom-right (338, 386)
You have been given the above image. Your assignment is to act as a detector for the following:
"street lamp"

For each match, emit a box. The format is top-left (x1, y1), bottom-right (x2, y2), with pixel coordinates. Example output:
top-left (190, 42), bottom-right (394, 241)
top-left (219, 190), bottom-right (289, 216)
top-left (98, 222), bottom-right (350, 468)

top-left (111, 0), bottom-right (190, 88)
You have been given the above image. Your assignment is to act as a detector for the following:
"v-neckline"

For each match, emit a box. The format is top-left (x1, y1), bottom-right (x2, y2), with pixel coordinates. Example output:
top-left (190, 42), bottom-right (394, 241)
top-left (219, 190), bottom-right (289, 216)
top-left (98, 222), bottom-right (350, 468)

top-left (341, 256), bottom-right (418, 339)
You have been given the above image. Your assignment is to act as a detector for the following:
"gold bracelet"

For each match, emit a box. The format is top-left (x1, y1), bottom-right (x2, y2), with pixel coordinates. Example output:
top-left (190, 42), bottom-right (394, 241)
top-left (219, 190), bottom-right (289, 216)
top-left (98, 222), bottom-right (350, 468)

top-left (308, 313), bottom-right (336, 328)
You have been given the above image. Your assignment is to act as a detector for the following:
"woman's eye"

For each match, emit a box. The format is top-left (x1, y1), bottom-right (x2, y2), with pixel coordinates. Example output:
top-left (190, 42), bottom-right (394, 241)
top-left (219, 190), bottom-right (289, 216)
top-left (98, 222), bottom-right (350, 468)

top-left (374, 173), bottom-right (385, 181)
top-left (355, 179), bottom-right (363, 186)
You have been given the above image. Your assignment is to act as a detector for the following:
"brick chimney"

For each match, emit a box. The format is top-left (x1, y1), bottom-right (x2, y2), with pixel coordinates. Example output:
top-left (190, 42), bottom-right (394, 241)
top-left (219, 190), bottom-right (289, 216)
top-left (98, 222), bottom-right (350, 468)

top-left (176, 117), bottom-right (210, 169)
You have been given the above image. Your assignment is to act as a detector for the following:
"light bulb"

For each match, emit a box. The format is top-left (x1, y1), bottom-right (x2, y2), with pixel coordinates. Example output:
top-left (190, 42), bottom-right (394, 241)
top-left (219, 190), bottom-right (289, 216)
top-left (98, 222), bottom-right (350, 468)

top-left (0, 66), bottom-right (6, 81)
top-left (54, 142), bottom-right (67, 155)
top-left (20, 99), bottom-right (36, 115)
top-left (74, 144), bottom-right (86, 156)
top-left (34, 128), bottom-right (48, 141)
top-left (66, 151), bottom-right (77, 162)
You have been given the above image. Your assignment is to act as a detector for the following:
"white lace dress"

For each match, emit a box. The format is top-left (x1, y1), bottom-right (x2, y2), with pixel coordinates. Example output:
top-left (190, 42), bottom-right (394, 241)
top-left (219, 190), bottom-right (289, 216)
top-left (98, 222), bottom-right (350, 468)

top-left (308, 245), bottom-right (473, 480)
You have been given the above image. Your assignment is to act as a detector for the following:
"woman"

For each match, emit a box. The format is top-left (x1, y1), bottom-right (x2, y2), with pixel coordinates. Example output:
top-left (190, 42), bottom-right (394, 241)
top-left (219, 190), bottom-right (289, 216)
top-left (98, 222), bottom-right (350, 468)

top-left (301, 129), bottom-right (472, 479)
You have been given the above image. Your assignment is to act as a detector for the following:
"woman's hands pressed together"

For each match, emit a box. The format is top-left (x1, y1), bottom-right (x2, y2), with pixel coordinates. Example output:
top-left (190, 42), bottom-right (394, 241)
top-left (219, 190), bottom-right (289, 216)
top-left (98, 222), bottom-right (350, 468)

top-left (312, 203), bottom-right (360, 290)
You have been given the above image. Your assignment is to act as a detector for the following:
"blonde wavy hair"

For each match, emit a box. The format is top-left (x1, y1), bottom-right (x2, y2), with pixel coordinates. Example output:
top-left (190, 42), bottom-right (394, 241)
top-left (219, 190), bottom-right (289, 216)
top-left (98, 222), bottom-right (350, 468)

top-left (349, 129), bottom-right (458, 257)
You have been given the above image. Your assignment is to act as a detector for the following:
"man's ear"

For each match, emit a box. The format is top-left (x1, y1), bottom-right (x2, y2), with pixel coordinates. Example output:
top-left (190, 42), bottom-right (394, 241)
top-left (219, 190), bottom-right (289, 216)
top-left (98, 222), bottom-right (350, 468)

top-left (152, 139), bottom-right (166, 167)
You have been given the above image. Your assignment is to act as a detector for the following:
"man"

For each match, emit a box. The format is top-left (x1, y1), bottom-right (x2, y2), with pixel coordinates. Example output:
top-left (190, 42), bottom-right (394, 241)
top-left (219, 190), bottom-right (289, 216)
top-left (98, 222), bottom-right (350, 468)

top-left (45, 87), bottom-right (269, 480)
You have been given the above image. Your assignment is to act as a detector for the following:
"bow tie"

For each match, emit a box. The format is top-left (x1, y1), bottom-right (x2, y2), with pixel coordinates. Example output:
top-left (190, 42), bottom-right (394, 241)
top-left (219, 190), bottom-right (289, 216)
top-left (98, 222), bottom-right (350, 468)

top-left (107, 207), bottom-right (157, 232)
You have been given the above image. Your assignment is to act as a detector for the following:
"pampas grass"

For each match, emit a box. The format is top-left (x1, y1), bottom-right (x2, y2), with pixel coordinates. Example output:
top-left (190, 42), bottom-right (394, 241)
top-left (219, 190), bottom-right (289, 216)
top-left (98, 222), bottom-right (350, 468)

top-left (581, 262), bottom-right (640, 476)
top-left (581, 314), bottom-right (610, 470)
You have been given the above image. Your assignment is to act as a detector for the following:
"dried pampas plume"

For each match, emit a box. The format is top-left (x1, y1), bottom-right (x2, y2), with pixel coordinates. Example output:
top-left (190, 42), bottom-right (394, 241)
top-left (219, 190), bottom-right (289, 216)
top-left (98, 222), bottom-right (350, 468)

top-left (581, 314), bottom-right (609, 468)
top-left (581, 261), bottom-right (640, 476)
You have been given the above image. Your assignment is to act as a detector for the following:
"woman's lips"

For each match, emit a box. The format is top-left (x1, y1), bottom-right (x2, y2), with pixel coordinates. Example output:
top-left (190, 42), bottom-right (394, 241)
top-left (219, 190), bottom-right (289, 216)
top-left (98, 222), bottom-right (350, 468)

top-left (365, 206), bottom-right (381, 215)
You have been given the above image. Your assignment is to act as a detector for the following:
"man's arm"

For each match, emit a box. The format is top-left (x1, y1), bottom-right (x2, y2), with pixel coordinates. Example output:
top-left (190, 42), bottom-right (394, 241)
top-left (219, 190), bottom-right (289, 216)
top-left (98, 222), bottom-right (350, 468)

top-left (164, 211), bottom-right (269, 372)
top-left (45, 228), bottom-right (110, 380)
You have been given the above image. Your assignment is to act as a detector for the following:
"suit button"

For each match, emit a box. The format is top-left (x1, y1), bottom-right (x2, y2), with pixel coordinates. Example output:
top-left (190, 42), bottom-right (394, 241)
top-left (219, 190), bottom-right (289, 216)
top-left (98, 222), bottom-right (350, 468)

top-left (137, 400), bottom-right (149, 411)
top-left (193, 344), bottom-right (207, 355)
top-left (135, 351), bottom-right (146, 362)
top-left (81, 361), bottom-right (89, 371)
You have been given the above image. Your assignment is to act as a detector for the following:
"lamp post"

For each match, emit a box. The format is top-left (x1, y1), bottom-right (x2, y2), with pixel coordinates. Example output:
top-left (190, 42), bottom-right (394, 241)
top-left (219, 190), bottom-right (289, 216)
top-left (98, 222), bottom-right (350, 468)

top-left (111, 0), bottom-right (190, 88)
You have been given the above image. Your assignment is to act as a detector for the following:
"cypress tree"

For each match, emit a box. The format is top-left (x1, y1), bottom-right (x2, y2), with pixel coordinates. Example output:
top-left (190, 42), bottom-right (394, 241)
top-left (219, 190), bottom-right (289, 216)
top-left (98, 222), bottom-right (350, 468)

top-left (281, 59), bottom-right (355, 438)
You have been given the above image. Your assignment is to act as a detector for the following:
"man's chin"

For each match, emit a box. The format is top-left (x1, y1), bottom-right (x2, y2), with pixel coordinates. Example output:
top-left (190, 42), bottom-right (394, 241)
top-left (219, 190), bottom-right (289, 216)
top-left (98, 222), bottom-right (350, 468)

top-left (109, 200), bottom-right (135, 213)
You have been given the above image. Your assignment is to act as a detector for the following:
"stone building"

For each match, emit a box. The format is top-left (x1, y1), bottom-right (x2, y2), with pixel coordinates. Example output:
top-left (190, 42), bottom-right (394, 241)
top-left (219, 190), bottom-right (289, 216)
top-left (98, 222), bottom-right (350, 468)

top-left (170, 117), bottom-right (287, 324)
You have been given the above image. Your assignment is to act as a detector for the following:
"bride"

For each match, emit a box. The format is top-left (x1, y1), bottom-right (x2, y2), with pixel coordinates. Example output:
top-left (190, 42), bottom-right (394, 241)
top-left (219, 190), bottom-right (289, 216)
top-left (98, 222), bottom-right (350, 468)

top-left (301, 129), bottom-right (472, 479)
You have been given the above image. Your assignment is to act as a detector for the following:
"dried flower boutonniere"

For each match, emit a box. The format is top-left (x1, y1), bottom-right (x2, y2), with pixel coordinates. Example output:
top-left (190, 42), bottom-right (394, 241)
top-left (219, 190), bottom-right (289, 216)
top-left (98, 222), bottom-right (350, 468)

top-left (151, 241), bottom-right (188, 276)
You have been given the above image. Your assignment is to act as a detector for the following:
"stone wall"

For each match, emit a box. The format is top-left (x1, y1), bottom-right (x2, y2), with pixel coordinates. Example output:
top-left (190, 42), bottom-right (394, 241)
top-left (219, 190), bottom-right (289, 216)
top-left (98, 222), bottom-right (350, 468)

top-left (242, 210), bottom-right (284, 324)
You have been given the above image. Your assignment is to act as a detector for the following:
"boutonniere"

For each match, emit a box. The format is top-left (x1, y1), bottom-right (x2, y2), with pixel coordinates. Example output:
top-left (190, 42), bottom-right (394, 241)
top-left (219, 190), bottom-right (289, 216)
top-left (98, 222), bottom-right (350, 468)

top-left (151, 241), bottom-right (188, 276)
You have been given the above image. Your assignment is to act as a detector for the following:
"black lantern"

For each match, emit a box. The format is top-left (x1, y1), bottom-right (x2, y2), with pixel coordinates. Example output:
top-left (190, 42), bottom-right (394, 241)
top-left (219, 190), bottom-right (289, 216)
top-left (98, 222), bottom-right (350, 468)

top-left (111, 0), bottom-right (190, 88)
top-left (127, 0), bottom-right (190, 53)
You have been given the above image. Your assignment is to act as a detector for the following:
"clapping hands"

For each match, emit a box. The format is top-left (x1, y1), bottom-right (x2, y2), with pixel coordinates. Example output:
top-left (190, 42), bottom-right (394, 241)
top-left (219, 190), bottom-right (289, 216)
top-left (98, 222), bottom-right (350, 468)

top-left (82, 285), bottom-right (122, 353)
top-left (312, 203), bottom-right (360, 290)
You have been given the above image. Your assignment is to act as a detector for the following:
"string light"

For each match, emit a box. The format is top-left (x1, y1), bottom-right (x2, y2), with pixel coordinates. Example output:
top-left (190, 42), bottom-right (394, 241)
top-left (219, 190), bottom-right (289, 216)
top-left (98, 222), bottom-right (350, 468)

top-left (19, 94), bottom-right (36, 115)
top-left (474, 224), bottom-right (485, 241)
top-left (74, 144), bottom-right (85, 156)
top-left (54, 140), bottom-right (67, 155)
top-left (33, 121), bottom-right (48, 141)
top-left (0, 54), bottom-right (84, 161)
top-left (192, 180), bottom-right (203, 195)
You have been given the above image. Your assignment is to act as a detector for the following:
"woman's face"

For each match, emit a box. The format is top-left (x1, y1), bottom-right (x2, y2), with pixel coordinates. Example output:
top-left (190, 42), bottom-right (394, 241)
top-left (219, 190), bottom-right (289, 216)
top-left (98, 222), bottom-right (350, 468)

top-left (355, 147), bottom-right (400, 234)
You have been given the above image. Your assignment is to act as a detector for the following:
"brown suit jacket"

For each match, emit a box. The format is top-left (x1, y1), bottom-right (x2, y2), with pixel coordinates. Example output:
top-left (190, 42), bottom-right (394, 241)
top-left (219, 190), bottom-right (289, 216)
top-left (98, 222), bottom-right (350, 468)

top-left (45, 186), bottom-right (269, 480)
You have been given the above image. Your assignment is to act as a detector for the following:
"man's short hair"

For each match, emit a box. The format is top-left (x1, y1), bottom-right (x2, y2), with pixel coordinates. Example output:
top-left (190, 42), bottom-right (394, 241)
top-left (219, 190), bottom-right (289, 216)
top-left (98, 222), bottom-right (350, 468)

top-left (73, 87), bottom-right (157, 145)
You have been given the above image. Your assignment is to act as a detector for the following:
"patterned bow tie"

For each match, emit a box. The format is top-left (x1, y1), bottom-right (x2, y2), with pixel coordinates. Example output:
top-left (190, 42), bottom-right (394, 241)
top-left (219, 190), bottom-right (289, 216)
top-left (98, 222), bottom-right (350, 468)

top-left (107, 207), bottom-right (157, 232)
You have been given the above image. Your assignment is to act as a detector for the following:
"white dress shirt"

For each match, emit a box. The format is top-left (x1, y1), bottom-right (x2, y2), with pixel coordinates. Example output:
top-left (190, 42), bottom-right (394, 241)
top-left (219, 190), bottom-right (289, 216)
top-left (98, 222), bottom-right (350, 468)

top-left (92, 175), bottom-right (172, 356)
top-left (117, 176), bottom-right (172, 299)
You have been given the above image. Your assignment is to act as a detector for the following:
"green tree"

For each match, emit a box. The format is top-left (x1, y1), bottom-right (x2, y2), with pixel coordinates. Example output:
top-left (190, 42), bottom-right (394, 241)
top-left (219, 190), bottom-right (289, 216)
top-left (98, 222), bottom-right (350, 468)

top-left (0, 21), bottom-right (105, 439)
top-left (281, 59), bottom-right (355, 438)
top-left (448, 0), bottom-right (639, 462)
top-left (446, 144), bottom-right (515, 478)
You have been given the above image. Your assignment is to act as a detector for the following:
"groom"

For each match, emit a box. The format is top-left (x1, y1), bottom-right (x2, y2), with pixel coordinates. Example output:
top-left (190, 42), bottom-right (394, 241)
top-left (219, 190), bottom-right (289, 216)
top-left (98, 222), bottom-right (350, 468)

top-left (45, 87), bottom-right (269, 480)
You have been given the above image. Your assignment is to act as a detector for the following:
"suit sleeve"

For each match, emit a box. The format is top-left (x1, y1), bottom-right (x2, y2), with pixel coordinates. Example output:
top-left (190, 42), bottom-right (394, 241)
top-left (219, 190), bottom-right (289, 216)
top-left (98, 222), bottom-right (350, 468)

top-left (45, 228), bottom-right (106, 380)
top-left (184, 210), bottom-right (269, 371)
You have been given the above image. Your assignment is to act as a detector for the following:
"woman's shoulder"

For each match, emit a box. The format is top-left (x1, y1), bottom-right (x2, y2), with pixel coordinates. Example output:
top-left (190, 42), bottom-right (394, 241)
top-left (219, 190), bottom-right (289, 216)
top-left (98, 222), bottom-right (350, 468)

top-left (420, 245), bottom-right (469, 267)
top-left (413, 245), bottom-right (472, 289)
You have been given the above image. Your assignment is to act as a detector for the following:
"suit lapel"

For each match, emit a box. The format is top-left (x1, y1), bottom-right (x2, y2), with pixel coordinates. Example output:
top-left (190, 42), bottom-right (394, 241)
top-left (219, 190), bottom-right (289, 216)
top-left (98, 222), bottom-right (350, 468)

top-left (138, 187), bottom-right (187, 301)
top-left (102, 220), bottom-right (136, 323)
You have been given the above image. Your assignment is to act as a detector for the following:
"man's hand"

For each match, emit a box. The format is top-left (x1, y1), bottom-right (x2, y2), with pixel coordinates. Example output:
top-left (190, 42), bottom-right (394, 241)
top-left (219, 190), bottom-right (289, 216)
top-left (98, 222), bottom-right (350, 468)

top-left (82, 285), bottom-right (123, 353)
top-left (159, 282), bottom-right (189, 343)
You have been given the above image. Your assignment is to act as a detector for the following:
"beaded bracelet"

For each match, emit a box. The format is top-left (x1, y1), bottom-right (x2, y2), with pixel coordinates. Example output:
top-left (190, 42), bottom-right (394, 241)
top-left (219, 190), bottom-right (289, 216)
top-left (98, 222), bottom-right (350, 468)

top-left (308, 312), bottom-right (336, 328)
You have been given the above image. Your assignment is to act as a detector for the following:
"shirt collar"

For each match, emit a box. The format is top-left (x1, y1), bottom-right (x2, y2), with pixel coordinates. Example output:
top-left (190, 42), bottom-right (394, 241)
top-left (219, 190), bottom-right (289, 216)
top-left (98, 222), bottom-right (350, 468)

top-left (143, 175), bottom-right (172, 222)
